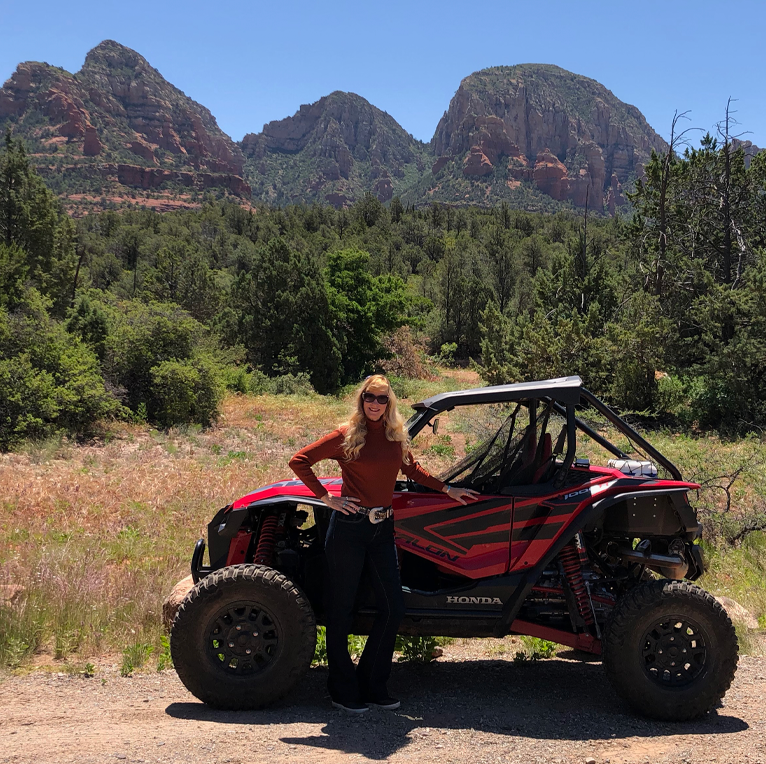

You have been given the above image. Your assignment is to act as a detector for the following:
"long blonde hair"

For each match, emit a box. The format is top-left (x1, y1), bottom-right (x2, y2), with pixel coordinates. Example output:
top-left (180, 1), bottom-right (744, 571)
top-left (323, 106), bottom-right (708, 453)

top-left (341, 374), bottom-right (411, 464)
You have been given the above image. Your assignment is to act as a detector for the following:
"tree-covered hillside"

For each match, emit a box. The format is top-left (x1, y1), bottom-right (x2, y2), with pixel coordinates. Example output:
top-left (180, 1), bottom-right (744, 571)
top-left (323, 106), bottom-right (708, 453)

top-left (1, 123), bottom-right (765, 449)
top-left (241, 91), bottom-right (430, 207)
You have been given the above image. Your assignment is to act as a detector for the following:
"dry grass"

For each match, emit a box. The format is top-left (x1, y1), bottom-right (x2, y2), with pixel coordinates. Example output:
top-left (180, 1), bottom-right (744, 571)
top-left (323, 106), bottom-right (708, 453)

top-left (2, 368), bottom-right (766, 669)
top-left (0, 373), bottom-right (466, 670)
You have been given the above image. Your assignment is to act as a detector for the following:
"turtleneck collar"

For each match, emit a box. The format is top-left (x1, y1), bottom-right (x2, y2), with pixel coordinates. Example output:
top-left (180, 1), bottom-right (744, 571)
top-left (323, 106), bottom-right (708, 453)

top-left (366, 416), bottom-right (385, 430)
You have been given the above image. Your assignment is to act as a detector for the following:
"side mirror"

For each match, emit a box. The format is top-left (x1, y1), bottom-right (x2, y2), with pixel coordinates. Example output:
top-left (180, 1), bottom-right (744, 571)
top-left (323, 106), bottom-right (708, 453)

top-left (431, 417), bottom-right (440, 435)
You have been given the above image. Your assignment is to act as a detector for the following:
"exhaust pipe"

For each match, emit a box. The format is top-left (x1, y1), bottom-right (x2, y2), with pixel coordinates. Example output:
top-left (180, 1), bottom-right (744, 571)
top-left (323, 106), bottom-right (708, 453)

top-left (610, 543), bottom-right (689, 579)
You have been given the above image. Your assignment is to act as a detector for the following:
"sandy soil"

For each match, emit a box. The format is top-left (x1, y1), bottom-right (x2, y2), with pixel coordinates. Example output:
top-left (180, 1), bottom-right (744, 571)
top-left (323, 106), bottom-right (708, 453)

top-left (2, 645), bottom-right (764, 764)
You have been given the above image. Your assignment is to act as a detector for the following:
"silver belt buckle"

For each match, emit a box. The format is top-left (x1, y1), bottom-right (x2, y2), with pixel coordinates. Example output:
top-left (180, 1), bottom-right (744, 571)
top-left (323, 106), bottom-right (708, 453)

top-left (368, 507), bottom-right (385, 524)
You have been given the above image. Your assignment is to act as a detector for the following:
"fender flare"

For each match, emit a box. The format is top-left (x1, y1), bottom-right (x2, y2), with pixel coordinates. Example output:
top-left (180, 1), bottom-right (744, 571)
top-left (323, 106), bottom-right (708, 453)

top-left (585, 487), bottom-right (701, 539)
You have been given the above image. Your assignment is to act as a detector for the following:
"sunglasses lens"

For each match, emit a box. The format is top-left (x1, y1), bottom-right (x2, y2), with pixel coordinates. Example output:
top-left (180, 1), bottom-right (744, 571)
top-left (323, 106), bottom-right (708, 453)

top-left (363, 393), bottom-right (389, 404)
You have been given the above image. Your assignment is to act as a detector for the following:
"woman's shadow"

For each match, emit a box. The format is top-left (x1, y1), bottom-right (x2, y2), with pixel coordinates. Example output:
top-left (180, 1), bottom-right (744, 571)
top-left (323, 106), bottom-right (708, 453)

top-left (166, 658), bottom-right (748, 761)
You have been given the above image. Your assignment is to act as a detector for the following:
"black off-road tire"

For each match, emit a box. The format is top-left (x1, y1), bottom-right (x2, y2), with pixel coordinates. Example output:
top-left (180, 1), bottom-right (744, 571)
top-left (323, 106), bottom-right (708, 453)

top-left (170, 564), bottom-right (316, 710)
top-left (603, 580), bottom-right (738, 721)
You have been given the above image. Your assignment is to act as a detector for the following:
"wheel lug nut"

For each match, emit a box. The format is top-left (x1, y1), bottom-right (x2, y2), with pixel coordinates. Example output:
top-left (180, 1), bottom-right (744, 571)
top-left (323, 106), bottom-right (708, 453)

top-left (246, 649), bottom-right (252, 655)
top-left (236, 625), bottom-right (241, 631)
top-left (228, 642), bottom-right (234, 648)
top-left (253, 632), bottom-right (259, 637)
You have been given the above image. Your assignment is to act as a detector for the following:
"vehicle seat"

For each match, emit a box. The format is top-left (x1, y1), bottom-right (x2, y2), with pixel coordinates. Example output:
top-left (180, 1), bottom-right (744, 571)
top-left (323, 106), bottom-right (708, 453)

top-left (521, 427), bottom-right (538, 469)
top-left (532, 433), bottom-right (552, 484)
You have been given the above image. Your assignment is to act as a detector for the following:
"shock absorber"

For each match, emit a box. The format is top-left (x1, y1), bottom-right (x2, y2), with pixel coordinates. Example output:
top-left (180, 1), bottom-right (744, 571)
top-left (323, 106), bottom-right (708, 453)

top-left (559, 537), bottom-right (595, 627)
top-left (254, 514), bottom-right (278, 565)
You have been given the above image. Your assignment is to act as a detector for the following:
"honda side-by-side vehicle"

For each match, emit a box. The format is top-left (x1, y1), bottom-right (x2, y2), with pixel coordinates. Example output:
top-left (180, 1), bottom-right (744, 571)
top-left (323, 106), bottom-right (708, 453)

top-left (170, 376), bottom-right (738, 720)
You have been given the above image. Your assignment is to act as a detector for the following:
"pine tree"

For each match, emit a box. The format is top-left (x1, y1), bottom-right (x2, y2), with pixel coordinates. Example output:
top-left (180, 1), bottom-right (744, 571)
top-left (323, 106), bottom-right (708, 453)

top-left (0, 131), bottom-right (77, 315)
top-left (233, 238), bottom-right (341, 392)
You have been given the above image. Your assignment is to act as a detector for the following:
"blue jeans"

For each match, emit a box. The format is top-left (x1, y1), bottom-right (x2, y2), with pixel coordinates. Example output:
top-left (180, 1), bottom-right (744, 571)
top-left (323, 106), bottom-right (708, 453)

top-left (324, 511), bottom-right (405, 703)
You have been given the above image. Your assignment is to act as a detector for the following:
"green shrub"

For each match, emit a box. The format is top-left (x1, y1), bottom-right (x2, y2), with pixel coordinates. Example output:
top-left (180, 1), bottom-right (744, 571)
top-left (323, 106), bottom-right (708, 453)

top-left (513, 636), bottom-right (557, 661)
top-left (103, 300), bottom-right (201, 406)
top-left (0, 290), bottom-right (123, 449)
top-left (246, 369), bottom-right (271, 394)
top-left (395, 635), bottom-right (439, 662)
top-left (221, 365), bottom-right (252, 394)
top-left (312, 626), bottom-right (366, 666)
top-left (156, 635), bottom-right (173, 671)
top-left (267, 372), bottom-right (315, 396)
top-left (426, 437), bottom-right (455, 458)
top-left (121, 641), bottom-right (154, 677)
top-left (386, 375), bottom-right (421, 401)
top-left (655, 374), bottom-right (687, 417)
top-left (312, 626), bottom-right (328, 665)
top-left (65, 294), bottom-right (109, 361)
top-left (245, 370), bottom-right (315, 396)
top-left (101, 299), bottom-right (225, 427)
top-left (437, 342), bottom-right (458, 367)
top-left (149, 357), bottom-right (223, 428)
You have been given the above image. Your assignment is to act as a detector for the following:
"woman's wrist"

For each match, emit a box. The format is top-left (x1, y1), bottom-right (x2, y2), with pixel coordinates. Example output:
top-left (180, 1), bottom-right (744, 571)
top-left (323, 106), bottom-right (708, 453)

top-left (442, 484), bottom-right (451, 493)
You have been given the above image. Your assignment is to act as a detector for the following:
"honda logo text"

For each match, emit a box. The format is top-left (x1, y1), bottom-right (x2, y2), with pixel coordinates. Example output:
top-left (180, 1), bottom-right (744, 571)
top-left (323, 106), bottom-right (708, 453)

top-left (446, 596), bottom-right (502, 605)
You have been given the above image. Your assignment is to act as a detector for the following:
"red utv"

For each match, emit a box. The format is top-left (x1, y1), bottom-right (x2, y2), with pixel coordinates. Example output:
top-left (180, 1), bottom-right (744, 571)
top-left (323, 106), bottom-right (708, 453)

top-left (170, 376), bottom-right (738, 720)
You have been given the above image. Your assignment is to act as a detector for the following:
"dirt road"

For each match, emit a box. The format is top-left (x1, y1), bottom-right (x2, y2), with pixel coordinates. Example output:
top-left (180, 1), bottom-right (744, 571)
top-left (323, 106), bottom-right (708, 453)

top-left (2, 650), bottom-right (764, 764)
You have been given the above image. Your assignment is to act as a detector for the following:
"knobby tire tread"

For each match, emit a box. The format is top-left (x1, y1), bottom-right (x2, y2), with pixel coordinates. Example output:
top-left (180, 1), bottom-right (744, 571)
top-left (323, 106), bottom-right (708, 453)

top-left (603, 579), bottom-right (738, 721)
top-left (171, 564), bottom-right (316, 710)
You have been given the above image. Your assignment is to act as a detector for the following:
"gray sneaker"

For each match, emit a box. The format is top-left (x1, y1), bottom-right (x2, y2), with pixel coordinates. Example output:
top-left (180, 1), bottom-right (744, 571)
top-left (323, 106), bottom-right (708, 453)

top-left (364, 696), bottom-right (401, 710)
top-left (331, 699), bottom-right (370, 714)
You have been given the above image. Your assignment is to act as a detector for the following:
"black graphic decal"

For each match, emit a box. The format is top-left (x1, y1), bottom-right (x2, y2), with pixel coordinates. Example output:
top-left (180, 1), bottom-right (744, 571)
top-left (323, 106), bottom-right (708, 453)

top-left (396, 498), bottom-right (512, 555)
top-left (511, 522), bottom-right (563, 542)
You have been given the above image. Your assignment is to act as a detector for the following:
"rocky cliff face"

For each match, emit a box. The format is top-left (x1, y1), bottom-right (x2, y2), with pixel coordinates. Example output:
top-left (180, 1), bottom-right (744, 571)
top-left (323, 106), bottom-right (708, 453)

top-left (428, 64), bottom-right (667, 211)
top-left (240, 91), bottom-right (427, 206)
top-left (732, 138), bottom-right (762, 169)
top-left (0, 41), bottom-right (250, 209)
top-left (2, 46), bottom-right (672, 214)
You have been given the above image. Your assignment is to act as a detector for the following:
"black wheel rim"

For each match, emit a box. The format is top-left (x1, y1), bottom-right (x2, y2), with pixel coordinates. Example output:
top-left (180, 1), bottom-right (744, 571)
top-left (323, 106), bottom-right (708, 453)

top-left (640, 615), bottom-right (708, 688)
top-left (205, 600), bottom-right (280, 675)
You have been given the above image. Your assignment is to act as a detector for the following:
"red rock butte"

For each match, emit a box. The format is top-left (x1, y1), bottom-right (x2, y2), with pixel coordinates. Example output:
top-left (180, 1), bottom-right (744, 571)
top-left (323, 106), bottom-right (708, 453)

top-left (431, 63), bottom-right (666, 210)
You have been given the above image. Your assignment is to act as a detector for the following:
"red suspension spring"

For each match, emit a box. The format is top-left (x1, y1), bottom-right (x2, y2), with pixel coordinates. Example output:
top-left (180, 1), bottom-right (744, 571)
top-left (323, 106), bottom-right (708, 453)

top-left (254, 515), bottom-right (278, 566)
top-left (559, 539), bottom-right (595, 626)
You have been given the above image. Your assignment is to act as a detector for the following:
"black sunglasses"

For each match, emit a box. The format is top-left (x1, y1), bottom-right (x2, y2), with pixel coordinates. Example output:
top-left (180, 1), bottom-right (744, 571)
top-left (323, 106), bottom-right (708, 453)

top-left (362, 392), bottom-right (389, 405)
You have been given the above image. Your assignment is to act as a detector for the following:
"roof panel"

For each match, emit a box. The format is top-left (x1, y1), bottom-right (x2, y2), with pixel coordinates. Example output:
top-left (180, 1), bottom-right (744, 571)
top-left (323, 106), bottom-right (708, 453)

top-left (412, 376), bottom-right (583, 412)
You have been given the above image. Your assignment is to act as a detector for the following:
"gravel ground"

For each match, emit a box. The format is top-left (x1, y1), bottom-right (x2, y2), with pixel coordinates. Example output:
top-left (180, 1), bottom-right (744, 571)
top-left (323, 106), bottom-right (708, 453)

top-left (1, 646), bottom-right (764, 764)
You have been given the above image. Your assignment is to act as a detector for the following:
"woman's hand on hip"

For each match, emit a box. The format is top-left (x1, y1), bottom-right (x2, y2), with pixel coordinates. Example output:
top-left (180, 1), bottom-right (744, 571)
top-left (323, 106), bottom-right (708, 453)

top-left (443, 485), bottom-right (480, 505)
top-left (321, 493), bottom-right (361, 515)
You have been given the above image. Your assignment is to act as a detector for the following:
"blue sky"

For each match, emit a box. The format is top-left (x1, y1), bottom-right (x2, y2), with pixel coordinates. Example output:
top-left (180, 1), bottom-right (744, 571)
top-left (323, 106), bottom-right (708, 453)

top-left (1, 0), bottom-right (763, 148)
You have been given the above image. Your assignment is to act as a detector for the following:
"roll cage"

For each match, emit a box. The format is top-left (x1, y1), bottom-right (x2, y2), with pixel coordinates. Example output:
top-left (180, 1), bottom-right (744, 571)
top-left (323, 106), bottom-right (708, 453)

top-left (406, 375), bottom-right (683, 485)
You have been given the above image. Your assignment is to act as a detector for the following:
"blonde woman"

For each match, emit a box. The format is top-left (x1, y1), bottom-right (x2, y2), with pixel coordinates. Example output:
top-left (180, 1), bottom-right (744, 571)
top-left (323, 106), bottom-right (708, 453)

top-left (289, 374), bottom-right (477, 713)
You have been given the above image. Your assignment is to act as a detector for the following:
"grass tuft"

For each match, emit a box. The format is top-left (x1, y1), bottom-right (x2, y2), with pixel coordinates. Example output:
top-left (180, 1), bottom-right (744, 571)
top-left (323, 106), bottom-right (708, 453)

top-left (121, 642), bottom-right (154, 677)
top-left (513, 637), bottom-right (557, 662)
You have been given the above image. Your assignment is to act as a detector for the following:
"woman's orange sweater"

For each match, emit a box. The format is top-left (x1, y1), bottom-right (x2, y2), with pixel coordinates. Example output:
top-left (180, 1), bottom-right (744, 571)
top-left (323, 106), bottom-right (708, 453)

top-left (288, 417), bottom-right (445, 507)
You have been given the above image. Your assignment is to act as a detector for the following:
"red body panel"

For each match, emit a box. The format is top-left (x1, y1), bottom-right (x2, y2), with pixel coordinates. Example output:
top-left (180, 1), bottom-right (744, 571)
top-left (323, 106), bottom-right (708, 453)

top-left (394, 493), bottom-right (512, 577)
top-left (230, 470), bottom-right (699, 580)
top-left (226, 531), bottom-right (252, 566)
